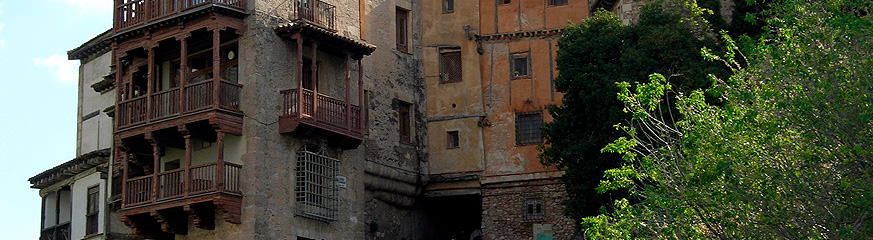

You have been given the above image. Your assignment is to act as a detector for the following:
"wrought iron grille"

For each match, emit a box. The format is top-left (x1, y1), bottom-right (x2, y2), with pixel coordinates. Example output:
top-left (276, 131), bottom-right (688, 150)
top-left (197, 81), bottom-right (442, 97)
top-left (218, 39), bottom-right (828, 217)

top-left (440, 51), bottom-right (462, 83)
top-left (522, 196), bottom-right (545, 222)
top-left (295, 150), bottom-right (340, 222)
top-left (516, 111), bottom-right (543, 145)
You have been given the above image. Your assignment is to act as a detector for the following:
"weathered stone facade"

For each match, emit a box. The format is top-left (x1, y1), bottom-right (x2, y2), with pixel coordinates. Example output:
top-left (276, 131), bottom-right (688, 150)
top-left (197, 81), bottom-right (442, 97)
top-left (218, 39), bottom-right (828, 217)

top-left (481, 179), bottom-right (575, 240)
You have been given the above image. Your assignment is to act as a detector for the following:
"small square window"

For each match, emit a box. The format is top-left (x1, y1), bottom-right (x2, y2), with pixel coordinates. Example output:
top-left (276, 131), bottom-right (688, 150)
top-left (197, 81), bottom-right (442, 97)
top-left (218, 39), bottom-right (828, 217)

top-left (440, 51), bottom-right (462, 83)
top-left (443, 0), bottom-right (454, 13)
top-left (549, 0), bottom-right (568, 5)
top-left (511, 53), bottom-right (530, 78)
top-left (447, 131), bottom-right (459, 149)
top-left (523, 196), bottom-right (545, 222)
top-left (498, 0), bottom-right (511, 5)
top-left (516, 111), bottom-right (543, 145)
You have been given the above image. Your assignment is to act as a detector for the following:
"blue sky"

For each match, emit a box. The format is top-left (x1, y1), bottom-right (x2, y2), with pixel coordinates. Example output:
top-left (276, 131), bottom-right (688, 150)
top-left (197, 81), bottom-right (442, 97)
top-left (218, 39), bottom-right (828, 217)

top-left (0, 1), bottom-right (112, 239)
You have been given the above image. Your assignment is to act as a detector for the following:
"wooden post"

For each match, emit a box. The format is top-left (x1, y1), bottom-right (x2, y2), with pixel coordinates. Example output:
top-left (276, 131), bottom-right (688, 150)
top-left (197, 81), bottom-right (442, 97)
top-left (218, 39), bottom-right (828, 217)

top-left (296, 35), bottom-right (304, 116)
top-left (345, 54), bottom-right (351, 132)
top-left (180, 125), bottom-right (192, 197)
top-left (311, 42), bottom-right (318, 121)
top-left (179, 36), bottom-right (188, 114)
top-left (120, 147), bottom-right (129, 208)
top-left (212, 27), bottom-right (221, 109)
top-left (358, 59), bottom-right (364, 132)
top-left (146, 46), bottom-right (154, 122)
top-left (151, 142), bottom-right (160, 203)
top-left (114, 46), bottom-right (122, 130)
top-left (216, 131), bottom-right (226, 192)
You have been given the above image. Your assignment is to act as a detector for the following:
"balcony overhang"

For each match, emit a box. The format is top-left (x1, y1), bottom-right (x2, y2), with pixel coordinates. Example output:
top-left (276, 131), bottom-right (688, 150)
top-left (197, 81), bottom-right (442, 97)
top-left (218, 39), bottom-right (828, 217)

top-left (112, 3), bottom-right (247, 42)
top-left (28, 149), bottom-right (111, 189)
top-left (275, 20), bottom-right (376, 59)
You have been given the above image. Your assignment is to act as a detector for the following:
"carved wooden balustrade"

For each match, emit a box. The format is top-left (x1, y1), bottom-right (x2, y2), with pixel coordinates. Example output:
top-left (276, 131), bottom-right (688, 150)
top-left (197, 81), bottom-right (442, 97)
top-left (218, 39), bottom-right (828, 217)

top-left (114, 0), bottom-right (246, 32)
top-left (281, 88), bottom-right (362, 137)
top-left (124, 162), bottom-right (242, 206)
top-left (116, 80), bottom-right (241, 129)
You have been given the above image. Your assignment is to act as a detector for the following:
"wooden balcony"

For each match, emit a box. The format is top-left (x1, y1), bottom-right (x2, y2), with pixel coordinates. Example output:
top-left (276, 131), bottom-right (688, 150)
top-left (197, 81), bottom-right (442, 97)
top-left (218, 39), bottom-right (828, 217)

top-left (124, 162), bottom-right (241, 207)
top-left (287, 0), bottom-right (336, 31)
top-left (40, 222), bottom-right (70, 240)
top-left (114, 0), bottom-right (246, 32)
top-left (116, 80), bottom-right (241, 132)
top-left (120, 162), bottom-right (242, 238)
top-left (280, 88), bottom-right (363, 149)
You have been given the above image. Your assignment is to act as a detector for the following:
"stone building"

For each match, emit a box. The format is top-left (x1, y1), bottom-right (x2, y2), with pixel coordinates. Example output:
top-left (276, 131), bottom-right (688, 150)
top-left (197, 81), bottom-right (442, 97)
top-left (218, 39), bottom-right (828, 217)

top-left (421, 0), bottom-right (589, 239)
top-left (41, 0), bottom-right (428, 239)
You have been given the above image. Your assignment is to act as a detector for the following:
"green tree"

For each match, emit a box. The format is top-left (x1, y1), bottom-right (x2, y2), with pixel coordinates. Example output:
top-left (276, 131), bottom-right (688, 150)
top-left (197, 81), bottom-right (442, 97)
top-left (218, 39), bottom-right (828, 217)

top-left (583, 0), bottom-right (873, 238)
top-left (540, 5), bottom-right (727, 221)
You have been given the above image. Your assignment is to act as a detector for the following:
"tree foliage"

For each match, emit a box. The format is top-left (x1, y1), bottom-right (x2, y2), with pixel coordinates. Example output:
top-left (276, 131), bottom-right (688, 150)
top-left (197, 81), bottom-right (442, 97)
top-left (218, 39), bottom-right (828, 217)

top-left (540, 5), bottom-right (728, 221)
top-left (583, 0), bottom-right (873, 238)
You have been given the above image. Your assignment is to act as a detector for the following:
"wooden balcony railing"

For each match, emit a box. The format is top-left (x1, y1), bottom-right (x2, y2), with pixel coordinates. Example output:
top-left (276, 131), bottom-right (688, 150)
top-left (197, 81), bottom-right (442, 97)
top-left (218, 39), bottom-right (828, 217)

top-left (124, 162), bottom-right (242, 207)
top-left (116, 79), bottom-right (241, 129)
top-left (281, 88), bottom-right (362, 134)
top-left (40, 222), bottom-right (70, 240)
top-left (289, 0), bottom-right (336, 31)
top-left (114, 0), bottom-right (246, 32)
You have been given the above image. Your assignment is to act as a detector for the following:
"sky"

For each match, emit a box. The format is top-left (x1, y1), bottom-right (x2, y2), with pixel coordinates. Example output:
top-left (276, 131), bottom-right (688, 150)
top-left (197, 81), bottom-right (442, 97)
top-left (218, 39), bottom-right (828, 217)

top-left (0, 1), bottom-right (112, 239)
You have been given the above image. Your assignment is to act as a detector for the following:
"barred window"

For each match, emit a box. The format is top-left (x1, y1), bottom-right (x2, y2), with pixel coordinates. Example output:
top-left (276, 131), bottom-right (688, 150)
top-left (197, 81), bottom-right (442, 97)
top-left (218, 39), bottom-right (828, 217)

top-left (440, 51), bottom-right (462, 83)
top-left (295, 148), bottom-right (340, 222)
top-left (516, 111), bottom-right (543, 145)
top-left (549, 0), bottom-right (568, 5)
top-left (86, 186), bottom-right (99, 235)
top-left (510, 52), bottom-right (530, 78)
top-left (523, 196), bottom-right (545, 222)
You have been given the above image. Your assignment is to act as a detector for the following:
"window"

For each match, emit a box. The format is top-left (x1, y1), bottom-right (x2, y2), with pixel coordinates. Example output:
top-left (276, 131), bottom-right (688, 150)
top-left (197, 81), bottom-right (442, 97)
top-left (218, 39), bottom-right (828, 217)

top-left (549, 0), bottom-right (568, 5)
top-left (86, 186), bottom-right (100, 235)
top-left (522, 196), bottom-right (545, 222)
top-left (396, 8), bottom-right (409, 52)
top-left (440, 51), bottom-right (462, 83)
top-left (498, 0), bottom-right (511, 5)
top-left (399, 101), bottom-right (412, 143)
top-left (447, 131), bottom-right (459, 149)
top-left (511, 52), bottom-right (531, 78)
top-left (443, 0), bottom-right (454, 13)
top-left (295, 147), bottom-right (339, 222)
top-left (516, 111), bottom-right (543, 145)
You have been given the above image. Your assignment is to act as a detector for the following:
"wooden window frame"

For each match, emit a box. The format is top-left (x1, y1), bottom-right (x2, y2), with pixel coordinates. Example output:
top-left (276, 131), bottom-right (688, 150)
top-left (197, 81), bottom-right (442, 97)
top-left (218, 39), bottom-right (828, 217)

top-left (443, 0), bottom-right (454, 13)
top-left (396, 7), bottom-right (410, 52)
top-left (510, 52), bottom-right (531, 79)
top-left (85, 185), bottom-right (100, 235)
top-left (398, 101), bottom-right (412, 143)
top-left (447, 131), bottom-right (460, 149)
top-left (548, 0), bottom-right (569, 6)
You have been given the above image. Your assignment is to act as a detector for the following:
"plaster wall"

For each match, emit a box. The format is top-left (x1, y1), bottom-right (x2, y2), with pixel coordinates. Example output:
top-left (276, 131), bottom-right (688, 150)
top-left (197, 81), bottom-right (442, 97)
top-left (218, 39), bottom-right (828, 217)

top-left (70, 171), bottom-right (105, 240)
top-left (77, 52), bottom-right (114, 156)
top-left (480, 0), bottom-right (588, 34)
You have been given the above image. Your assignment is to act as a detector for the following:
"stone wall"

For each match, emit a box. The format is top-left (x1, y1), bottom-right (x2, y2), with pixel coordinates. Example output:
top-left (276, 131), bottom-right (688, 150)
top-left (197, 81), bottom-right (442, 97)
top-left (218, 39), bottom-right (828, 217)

top-left (481, 179), bottom-right (575, 240)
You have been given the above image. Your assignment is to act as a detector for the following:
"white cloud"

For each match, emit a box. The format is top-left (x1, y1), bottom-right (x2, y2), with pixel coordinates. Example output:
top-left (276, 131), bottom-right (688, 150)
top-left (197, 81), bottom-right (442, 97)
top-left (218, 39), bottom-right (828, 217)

top-left (34, 54), bottom-right (78, 84)
top-left (52, 0), bottom-right (112, 13)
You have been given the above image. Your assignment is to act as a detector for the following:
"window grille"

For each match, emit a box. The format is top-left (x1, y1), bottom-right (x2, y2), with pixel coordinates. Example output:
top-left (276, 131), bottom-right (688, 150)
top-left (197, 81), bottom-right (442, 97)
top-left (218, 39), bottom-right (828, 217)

top-left (443, 0), bottom-right (454, 13)
top-left (440, 51), bottom-right (462, 83)
top-left (523, 196), bottom-right (545, 222)
top-left (511, 53), bottom-right (530, 78)
top-left (295, 150), bottom-right (340, 222)
top-left (447, 131), bottom-right (460, 149)
top-left (549, 0), bottom-right (568, 5)
top-left (516, 111), bottom-right (543, 145)
top-left (86, 186), bottom-right (100, 235)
